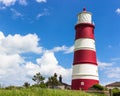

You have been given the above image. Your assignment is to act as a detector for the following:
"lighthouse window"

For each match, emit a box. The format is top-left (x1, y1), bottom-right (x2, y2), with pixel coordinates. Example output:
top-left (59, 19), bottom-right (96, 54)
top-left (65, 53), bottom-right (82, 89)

top-left (81, 82), bottom-right (84, 86)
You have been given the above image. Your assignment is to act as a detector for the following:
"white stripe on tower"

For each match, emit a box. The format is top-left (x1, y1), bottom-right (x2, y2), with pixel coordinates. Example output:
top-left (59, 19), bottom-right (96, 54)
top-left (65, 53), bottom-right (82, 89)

top-left (72, 64), bottom-right (99, 80)
top-left (74, 38), bottom-right (96, 51)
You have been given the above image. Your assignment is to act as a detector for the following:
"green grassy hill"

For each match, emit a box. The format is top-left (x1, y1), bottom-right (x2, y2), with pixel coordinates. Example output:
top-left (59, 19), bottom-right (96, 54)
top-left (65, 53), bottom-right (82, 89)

top-left (0, 87), bottom-right (106, 96)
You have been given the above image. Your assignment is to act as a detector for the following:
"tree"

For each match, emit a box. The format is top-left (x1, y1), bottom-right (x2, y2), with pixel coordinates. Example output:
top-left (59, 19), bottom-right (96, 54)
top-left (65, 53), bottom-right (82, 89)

top-left (23, 82), bottom-right (30, 88)
top-left (32, 72), bottom-right (45, 85)
top-left (46, 73), bottom-right (60, 88)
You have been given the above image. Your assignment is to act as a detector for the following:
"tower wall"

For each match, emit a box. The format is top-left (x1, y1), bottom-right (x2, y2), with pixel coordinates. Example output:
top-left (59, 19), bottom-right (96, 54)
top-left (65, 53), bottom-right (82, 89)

top-left (71, 8), bottom-right (99, 90)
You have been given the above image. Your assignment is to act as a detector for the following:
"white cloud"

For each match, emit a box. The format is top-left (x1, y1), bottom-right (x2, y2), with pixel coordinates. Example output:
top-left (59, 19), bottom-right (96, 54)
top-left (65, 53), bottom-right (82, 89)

top-left (98, 61), bottom-right (113, 69)
top-left (0, 54), bottom-right (24, 69)
top-left (64, 46), bottom-right (74, 54)
top-left (51, 45), bottom-right (74, 54)
top-left (0, 32), bottom-right (5, 39)
top-left (0, 31), bottom-right (42, 54)
top-left (0, 31), bottom-right (72, 86)
top-left (19, 0), bottom-right (27, 5)
top-left (36, 0), bottom-right (46, 3)
top-left (116, 8), bottom-right (120, 15)
top-left (36, 9), bottom-right (49, 19)
top-left (51, 46), bottom-right (68, 52)
top-left (0, 50), bottom-right (72, 86)
top-left (111, 58), bottom-right (120, 61)
top-left (24, 62), bottom-right (41, 78)
top-left (98, 60), bottom-right (120, 84)
top-left (10, 8), bottom-right (23, 19)
top-left (0, 54), bottom-right (25, 86)
top-left (0, 0), bottom-right (46, 7)
top-left (0, 0), bottom-right (16, 6)
top-left (105, 67), bottom-right (120, 78)
top-left (36, 13), bottom-right (44, 18)
top-left (0, 0), bottom-right (27, 6)
top-left (0, 32), bottom-right (43, 85)
top-left (36, 51), bottom-right (72, 83)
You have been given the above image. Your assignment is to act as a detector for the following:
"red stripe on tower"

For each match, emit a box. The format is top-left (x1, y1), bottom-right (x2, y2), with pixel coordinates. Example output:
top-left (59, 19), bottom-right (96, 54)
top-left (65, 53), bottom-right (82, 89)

top-left (71, 8), bottom-right (99, 90)
top-left (75, 23), bottom-right (95, 40)
top-left (73, 50), bottom-right (97, 65)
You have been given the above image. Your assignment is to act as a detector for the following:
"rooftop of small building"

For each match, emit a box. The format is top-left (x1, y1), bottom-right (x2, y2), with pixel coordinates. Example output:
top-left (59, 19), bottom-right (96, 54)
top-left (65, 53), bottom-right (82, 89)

top-left (106, 82), bottom-right (120, 87)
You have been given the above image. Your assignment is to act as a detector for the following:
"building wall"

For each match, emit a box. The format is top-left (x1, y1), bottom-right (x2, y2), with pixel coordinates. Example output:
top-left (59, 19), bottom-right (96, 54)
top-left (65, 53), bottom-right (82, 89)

top-left (106, 86), bottom-right (120, 90)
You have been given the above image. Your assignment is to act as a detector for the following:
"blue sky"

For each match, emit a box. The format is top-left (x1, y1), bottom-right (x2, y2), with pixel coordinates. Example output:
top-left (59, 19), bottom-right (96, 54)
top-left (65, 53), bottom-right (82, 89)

top-left (0, 0), bottom-right (120, 86)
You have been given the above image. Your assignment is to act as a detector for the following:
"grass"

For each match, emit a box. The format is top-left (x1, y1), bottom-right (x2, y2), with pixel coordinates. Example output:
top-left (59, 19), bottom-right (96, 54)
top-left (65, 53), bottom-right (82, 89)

top-left (0, 87), bottom-right (106, 96)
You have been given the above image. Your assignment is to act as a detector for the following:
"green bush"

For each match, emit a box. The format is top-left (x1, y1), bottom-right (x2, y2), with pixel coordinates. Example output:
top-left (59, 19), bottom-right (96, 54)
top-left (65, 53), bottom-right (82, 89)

top-left (31, 82), bottom-right (47, 88)
top-left (39, 82), bottom-right (47, 88)
top-left (5, 86), bottom-right (17, 90)
top-left (112, 88), bottom-right (120, 96)
top-left (5, 86), bottom-right (22, 90)
top-left (92, 84), bottom-right (104, 90)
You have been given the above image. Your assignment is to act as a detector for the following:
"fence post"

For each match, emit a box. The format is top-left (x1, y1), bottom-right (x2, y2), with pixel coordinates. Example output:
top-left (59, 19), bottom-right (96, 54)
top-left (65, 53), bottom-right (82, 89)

top-left (109, 89), bottom-right (112, 96)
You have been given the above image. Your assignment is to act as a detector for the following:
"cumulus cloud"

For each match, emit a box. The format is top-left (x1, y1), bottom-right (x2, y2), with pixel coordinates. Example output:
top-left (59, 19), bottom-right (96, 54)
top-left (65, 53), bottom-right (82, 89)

top-left (0, 54), bottom-right (24, 69)
top-left (23, 51), bottom-right (72, 84)
top-left (36, 51), bottom-right (72, 83)
top-left (0, 32), bottom-right (42, 54)
top-left (116, 8), bottom-right (120, 15)
top-left (0, 31), bottom-right (72, 86)
top-left (0, 31), bottom-right (43, 85)
top-left (0, 53), bottom-right (26, 85)
top-left (0, 0), bottom-right (46, 7)
top-left (0, 51), bottom-right (72, 86)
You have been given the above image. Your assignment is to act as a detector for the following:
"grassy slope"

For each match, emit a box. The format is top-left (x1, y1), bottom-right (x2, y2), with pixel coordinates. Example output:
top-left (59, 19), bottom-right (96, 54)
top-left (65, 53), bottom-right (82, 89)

top-left (0, 87), bottom-right (106, 96)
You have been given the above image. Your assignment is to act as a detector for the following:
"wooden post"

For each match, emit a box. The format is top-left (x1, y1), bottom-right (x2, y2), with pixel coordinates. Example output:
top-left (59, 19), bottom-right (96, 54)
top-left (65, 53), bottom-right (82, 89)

top-left (109, 89), bottom-right (112, 96)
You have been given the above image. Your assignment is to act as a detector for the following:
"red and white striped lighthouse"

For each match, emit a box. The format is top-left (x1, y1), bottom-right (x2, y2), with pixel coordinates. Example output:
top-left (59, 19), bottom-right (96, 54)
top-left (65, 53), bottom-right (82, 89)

top-left (71, 8), bottom-right (99, 90)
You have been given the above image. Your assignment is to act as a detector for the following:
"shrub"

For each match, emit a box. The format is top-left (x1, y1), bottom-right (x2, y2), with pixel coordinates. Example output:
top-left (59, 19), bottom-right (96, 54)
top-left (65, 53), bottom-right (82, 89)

top-left (31, 82), bottom-right (47, 88)
top-left (92, 84), bottom-right (104, 91)
top-left (39, 82), bottom-right (47, 88)
top-left (5, 86), bottom-right (16, 90)
top-left (112, 88), bottom-right (120, 96)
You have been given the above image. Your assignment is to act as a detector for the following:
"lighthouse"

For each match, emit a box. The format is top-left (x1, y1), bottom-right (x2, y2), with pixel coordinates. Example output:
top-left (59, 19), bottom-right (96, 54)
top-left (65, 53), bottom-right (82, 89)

top-left (71, 8), bottom-right (99, 90)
